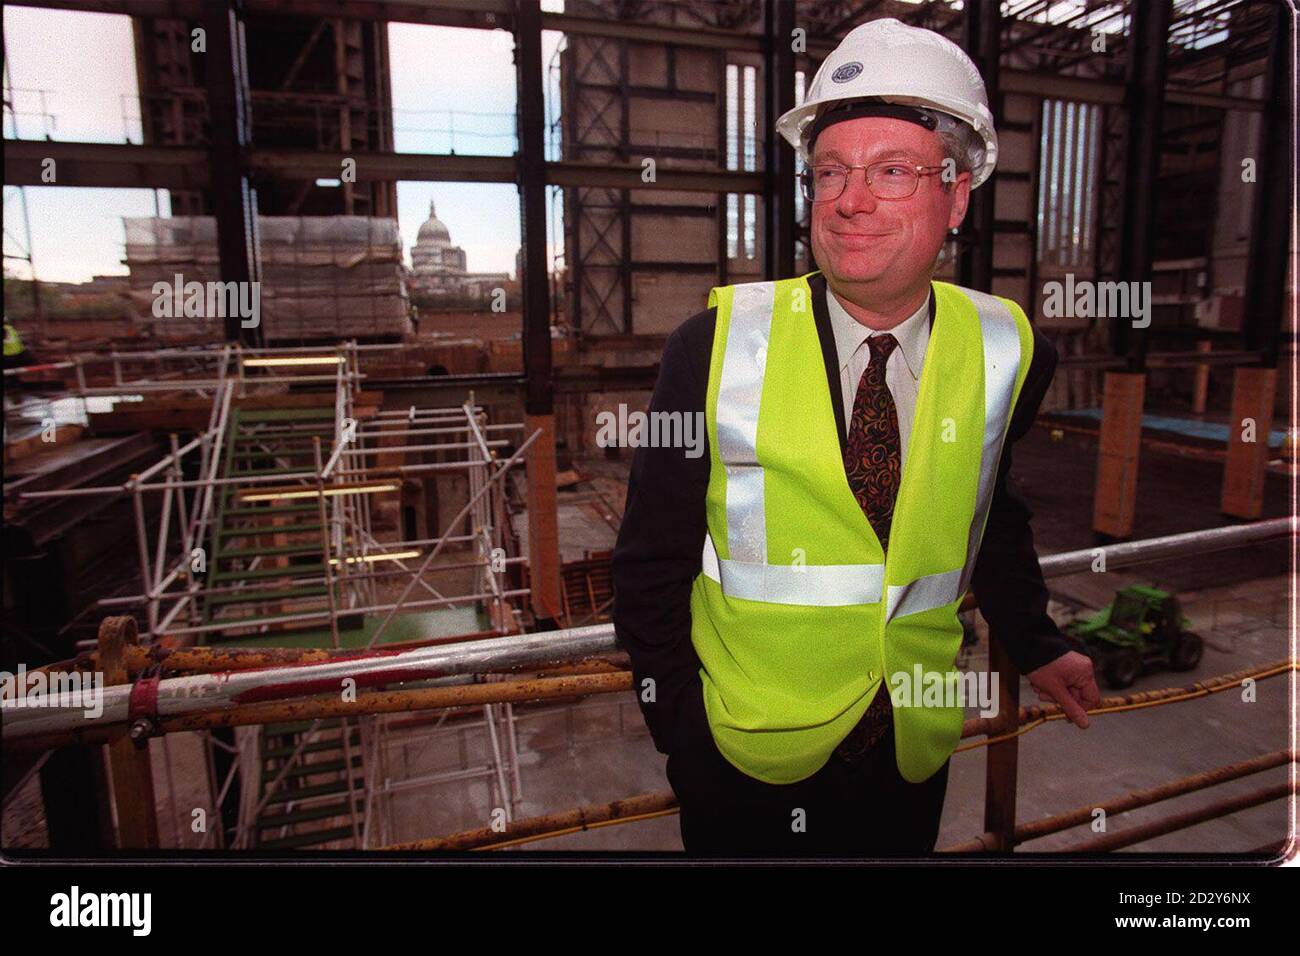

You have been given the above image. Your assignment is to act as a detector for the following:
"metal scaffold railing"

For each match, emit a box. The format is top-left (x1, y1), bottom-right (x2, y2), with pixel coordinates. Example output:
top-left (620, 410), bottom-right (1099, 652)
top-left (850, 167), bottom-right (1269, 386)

top-left (8, 343), bottom-right (534, 643)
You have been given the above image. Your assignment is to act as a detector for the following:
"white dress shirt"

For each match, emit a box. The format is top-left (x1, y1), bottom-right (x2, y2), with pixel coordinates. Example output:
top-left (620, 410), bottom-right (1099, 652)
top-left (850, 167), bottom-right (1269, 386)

top-left (825, 285), bottom-right (932, 465)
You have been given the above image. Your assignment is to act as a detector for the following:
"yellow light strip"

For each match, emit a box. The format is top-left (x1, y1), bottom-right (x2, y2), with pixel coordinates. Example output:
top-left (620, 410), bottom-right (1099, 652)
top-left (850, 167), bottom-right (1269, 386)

top-left (242, 356), bottom-right (345, 367)
top-left (329, 550), bottom-right (422, 566)
top-left (239, 483), bottom-right (399, 503)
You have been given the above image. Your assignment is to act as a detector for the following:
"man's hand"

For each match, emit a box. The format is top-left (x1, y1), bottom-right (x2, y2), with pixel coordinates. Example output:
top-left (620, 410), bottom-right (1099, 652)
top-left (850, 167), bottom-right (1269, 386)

top-left (1026, 651), bottom-right (1101, 728)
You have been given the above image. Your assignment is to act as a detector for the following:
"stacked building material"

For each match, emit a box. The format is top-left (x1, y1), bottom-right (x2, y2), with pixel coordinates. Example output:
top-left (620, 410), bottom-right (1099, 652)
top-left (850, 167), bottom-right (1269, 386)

top-left (123, 216), bottom-right (412, 343)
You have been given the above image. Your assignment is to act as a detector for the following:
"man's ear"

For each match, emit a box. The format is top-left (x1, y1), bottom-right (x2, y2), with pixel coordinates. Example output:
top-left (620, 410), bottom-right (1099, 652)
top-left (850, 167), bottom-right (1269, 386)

top-left (947, 171), bottom-right (972, 230)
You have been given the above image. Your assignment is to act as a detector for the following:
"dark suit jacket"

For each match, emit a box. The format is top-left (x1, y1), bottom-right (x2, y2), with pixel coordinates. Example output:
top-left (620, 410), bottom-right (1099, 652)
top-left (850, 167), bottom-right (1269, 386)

top-left (612, 270), bottom-right (1073, 757)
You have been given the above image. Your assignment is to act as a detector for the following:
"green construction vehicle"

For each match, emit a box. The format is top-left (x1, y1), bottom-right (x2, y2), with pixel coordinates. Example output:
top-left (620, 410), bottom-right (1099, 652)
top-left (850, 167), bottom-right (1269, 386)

top-left (1065, 584), bottom-right (1204, 689)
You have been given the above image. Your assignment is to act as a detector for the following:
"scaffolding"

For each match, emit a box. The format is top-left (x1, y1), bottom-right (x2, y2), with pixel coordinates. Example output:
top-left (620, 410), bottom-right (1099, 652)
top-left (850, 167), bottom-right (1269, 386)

top-left (5, 341), bottom-right (537, 847)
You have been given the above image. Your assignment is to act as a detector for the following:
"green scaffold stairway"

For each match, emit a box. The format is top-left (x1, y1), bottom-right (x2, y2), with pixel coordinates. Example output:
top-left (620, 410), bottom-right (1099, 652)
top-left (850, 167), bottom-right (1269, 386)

top-left (201, 402), bottom-right (367, 848)
top-left (202, 405), bottom-right (336, 636)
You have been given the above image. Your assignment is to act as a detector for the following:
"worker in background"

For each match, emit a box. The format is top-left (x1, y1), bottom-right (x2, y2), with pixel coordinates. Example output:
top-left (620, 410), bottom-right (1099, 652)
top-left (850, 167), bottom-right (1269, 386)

top-left (613, 17), bottom-right (1100, 856)
top-left (4, 320), bottom-right (30, 370)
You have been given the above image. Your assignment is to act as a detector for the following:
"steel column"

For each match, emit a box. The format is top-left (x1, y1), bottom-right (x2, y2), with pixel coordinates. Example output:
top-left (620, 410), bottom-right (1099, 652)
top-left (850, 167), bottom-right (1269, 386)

top-left (958, 0), bottom-right (1000, 292)
top-left (516, 0), bottom-right (553, 414)
top-left (763, 0), bottom-right (795, 281)
top-left (1114, 0), bottom-right (1173, 369)
top-left (1240, 3), bottom-right (1292, 369)
top-left (515, 0), bottom-right (562, 627)
top-left (201, 0), bottom-right (264, 347)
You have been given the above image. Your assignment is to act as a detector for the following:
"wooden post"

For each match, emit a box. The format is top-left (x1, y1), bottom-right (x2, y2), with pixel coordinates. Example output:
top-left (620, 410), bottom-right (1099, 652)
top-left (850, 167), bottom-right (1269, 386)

top-left (1221, 366), bottom-right (1278, 519)
top-left (1191, 339), bottom-right (1211, 414)
top-left (524, 413), bottom-right (563, 626)
top-left (99, 616), bottom-right (160, 849)
top-left (982, 632), bottom-right (1021, 851)
top-left (1093, 371), bottom-right (1145, 538)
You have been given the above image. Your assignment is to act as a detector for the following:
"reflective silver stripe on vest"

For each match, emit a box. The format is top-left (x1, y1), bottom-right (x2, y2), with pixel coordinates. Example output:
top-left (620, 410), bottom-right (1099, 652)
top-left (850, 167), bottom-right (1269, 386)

top-left (886, 568), bottom-right (963, 622)
top-left (886, 289), bottom-right (1021, 621)
top-left (716, 282), bottom-right (776, 563)
top-left (956, 288), bottom-right (1022, 600)
top-left (702, 533), bottom-right (884, 606)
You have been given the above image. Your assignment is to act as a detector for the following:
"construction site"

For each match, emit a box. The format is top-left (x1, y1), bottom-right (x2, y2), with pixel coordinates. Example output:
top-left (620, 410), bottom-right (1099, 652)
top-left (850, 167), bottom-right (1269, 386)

top-left (0, 0), bottom-right (1295, 859)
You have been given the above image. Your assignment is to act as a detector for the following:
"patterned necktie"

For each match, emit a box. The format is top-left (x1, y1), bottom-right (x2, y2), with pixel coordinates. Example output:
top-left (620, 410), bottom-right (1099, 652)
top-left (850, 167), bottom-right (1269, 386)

top-left (835, 331), bottom-right (900, 763)
top-left (844, 333), bottom-right (902, 552)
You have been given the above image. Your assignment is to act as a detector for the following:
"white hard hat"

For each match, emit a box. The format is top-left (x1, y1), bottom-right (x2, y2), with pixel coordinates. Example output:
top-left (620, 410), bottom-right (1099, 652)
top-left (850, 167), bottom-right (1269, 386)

top-left (776, 17), bottom-right (998, 189)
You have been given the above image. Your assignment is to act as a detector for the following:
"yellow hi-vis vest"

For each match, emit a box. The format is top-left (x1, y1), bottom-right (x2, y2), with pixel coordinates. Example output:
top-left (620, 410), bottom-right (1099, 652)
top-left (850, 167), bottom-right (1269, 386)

top-left (689, 272), bottom-right (1035, 785)
top-left (3, 322), bottom-right (23, 358)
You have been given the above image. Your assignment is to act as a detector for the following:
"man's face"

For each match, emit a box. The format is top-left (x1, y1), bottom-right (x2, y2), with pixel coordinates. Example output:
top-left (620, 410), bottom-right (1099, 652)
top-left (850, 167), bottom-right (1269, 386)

top-left (808, 116), bottom-right (971, 296)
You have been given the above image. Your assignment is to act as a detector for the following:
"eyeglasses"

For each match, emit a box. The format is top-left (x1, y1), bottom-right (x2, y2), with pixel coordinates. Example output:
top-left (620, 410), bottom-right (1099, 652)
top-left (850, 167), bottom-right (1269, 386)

top-left (800, 161), bottom-right (948, 203)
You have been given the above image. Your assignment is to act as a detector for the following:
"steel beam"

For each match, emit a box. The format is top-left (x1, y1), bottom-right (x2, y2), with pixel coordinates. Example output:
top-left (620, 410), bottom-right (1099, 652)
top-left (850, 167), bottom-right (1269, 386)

top-left (8, 0), bottom-right (513, 27)
top-left (256, 147), bottom-right (518, 182)
top-left (547, 161), bottom-right (762, 193)
top-left (0, 0), bottom-right (1275, 121)
top-left (4, 142), bottom-right (772, 192)
top-left (3, 140), bottom-right (209, 189)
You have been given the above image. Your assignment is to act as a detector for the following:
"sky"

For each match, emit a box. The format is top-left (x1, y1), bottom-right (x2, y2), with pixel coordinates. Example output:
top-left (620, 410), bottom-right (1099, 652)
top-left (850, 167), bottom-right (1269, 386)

top-left (2, 5), bottom-right (565, 284)
top-left (388, 19), bottom-right (565, 282)
top-left (3, 8), bottom-right (163, 283)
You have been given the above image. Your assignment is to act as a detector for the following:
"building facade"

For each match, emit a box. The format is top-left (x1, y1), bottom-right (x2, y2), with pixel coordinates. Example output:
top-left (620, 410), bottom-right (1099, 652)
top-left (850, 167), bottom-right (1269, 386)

top-left (408, 201), bottom-right (512, 302)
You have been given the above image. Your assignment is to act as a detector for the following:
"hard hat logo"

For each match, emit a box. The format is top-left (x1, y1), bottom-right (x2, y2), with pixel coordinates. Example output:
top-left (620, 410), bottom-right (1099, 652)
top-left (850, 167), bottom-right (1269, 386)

top-left (775, 17), bottom-right (999, 189)
top-left (831, 62), bottom-right (864, 83)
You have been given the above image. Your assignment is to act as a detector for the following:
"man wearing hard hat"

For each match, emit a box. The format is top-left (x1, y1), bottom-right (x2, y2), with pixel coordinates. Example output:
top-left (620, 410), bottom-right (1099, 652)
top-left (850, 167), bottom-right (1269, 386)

top-left (613, 17), bottom-right (1100, 855)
